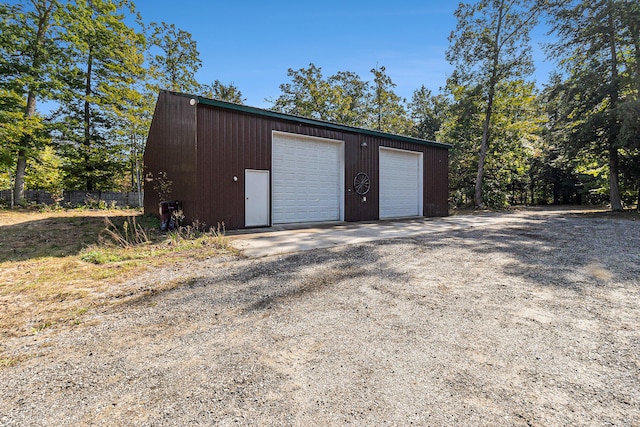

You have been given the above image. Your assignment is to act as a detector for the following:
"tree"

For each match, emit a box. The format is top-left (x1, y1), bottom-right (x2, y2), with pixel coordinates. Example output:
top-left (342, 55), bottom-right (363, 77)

top-left (447, 0), bottom-right (541, 208)
top-left (270, 64), bottom-right (414, 133)
top-left (327, 71), bottom-right (370, 127)
top-left (148, 22), bottom-right (201, 93)
top-left (0, 0), bottom-right (62, 204)
top-left (56, 0), bottom-right (146, 191)
top-left (200, 80), bottom-right (245, 104)
top-left (25, 145), bottom-right (63, 201)
top-left (369, 65), bottom-right (410, 134)
top-left (547, 0), bottom-right (640, 210)
top-left (439, 84), bottom-right (484, 207)
top-left (271, 64), bottom-right (376, 128)
top-left (407, 85), bottom-right (447, 141)
top-left (271, 64), bottom-right (337, 121)
top-left (441, 79), bottom-right (542, 208)
top-left (111, 71), bottom-right (154, 202)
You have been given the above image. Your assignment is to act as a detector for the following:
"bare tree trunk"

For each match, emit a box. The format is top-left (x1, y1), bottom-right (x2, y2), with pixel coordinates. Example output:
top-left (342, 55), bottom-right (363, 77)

top-left (474, 0), bottom-right (505, 209)
top-left (607, 9), bottom-right (623, 211)
top-left (475, 1), bottom-right (504, 209)
top-left (13, 91), bottom-right (37, 204)
top-left (609, 146), bottom-right (623, 211)
top-left (7, 167), bottom-right (14, 208)
top-left (13, 152), bottom-right (27, 205)
top-left (474, 93), bottom-right (493, 209)
top-left (84, 51), bottom-right (94, 191)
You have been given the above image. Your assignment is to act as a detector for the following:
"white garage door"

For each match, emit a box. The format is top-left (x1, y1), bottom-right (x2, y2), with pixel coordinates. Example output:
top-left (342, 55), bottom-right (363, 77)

top-left (379, 147), bottom-right (423, 219)
top-left (272, 132), bottom-right (344, 224)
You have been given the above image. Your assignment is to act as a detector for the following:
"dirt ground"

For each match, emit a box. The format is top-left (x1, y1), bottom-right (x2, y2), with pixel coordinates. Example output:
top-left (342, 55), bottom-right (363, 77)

top-left (1, 208), bottom-right (639, 426)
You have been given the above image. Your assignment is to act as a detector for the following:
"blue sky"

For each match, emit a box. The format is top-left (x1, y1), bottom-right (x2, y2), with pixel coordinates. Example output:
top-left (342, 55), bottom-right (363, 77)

top-left (135, 0), bottom-right (556, 108)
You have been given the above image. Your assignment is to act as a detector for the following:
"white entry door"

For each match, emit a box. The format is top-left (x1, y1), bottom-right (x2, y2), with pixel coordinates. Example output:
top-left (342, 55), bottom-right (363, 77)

top-left (245, 169), bottom-right (270, 227)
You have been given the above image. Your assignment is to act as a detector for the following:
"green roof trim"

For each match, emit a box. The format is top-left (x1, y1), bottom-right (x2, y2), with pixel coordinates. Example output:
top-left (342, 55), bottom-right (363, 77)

top-left (162, 90), bottom-right (452, 149)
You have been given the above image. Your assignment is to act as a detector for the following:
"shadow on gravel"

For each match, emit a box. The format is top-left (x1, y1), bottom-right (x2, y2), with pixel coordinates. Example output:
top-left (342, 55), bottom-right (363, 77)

top-left (409, 214), bottom-right (640, 290)
top-left (136, 213), bottom-right (640, 316)
top-left (238, 244), bottom-right (395, 314)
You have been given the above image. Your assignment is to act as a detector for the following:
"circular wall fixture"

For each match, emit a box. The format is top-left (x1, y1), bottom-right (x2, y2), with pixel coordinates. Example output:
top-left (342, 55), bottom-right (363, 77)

top-left (353, 172), bottom-right (370, 195)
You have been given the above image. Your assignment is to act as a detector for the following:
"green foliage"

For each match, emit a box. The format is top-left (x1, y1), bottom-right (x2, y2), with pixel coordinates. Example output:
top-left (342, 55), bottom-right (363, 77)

top-left (441, 80), bottom-right (543, 208)
top-left (447, 0), bottom-right (541, 208)
top-left (270, 63), bottom-right (412, 135)
top-left (407, 85), bottom-right (448, 141)
top-left (328, 71), bottom-right (371, 127)
top-left (0, 0), bottom-right (62, 202)
top-left (439, 85), bottom-right (484, 207)
top-left (25, 146), bottom-right (64, 201)
top-left (54, 0), bottom-right (146, 192)
top-left (370, 65), bottom-right (411, 134)
top-left (546, 0), bottom-right (640, 210)
top-left (271, 64), bottom-right (345, 122)
top-left (200, 80), bottom-right (245, 104)
top-left (148, 21), bottom-right (201, 93)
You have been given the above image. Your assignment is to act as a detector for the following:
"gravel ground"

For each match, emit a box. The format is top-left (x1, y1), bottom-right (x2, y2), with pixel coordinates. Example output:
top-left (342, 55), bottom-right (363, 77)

top-left (1, 210), bottom-right (639, 426)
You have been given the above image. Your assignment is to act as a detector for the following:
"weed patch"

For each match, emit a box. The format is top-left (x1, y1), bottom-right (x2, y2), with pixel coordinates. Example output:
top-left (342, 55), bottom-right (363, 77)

top-left (0, 209), bottom-right (236, 344)
top-left (99, 217), bottom-right (150, 248)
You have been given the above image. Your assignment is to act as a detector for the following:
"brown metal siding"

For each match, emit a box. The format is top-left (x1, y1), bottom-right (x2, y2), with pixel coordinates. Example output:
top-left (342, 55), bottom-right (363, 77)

top-left (143, 92), bottom-right (198, 221)
top-left (147, 92), bottom-right (449, 229)
top-left (195, 107), bottom-right (385, 229)
top-left (423, 147), bottom-right (449, 216)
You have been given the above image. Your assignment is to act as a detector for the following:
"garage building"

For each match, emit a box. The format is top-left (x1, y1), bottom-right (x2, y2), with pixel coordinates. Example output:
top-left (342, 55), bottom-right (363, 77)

top-left (144, 90), bottom-right (450, 230)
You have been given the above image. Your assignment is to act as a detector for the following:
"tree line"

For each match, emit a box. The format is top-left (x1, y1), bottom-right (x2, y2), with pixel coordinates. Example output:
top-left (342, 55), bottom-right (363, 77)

top-left (1, 0), bottom-right (639, 210)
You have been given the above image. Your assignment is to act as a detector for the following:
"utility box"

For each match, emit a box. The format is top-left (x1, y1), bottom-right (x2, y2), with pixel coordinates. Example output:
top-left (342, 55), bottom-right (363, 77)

top-left (159, 200), bottom-right (181, 231)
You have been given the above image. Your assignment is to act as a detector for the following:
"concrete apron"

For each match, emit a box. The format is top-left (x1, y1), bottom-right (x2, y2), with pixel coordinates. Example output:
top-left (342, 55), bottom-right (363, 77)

top-left (228, 212), bottom-right (536, 258)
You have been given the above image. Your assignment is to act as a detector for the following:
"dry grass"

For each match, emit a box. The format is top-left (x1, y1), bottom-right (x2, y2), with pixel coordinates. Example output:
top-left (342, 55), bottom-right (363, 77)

top-left (0, 208), bottom-right (233, 340)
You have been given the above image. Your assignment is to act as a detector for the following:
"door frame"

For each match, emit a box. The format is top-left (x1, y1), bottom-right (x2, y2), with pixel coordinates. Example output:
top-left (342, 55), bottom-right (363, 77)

top-left (379, 146), bottom-right (424, 219)
top-left (271, 131), bottom-right (345, 224)
top-left (245, 169), bottom-right (270, 227)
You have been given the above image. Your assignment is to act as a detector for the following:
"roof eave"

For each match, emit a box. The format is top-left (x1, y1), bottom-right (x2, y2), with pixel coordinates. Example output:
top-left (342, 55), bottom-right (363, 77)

top-left (161, 89), bottom-right (452, 149)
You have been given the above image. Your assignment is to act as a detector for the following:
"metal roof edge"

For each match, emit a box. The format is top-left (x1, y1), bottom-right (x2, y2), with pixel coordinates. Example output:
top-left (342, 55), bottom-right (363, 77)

top-left (158, 90), bottom-right (452, 150)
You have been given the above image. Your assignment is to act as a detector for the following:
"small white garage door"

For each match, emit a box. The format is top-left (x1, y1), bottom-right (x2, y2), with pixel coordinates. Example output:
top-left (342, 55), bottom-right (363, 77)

top-left (272, 132), bottom-right (344, 224)
top-left (379, 147), bottom-right (423, 219)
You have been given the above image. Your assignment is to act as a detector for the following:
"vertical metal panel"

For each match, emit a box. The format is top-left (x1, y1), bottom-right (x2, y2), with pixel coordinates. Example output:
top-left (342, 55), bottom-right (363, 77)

top-left (145, 96), bottom-right (451, 229)
top-left (143, 92), bottom-right (198, 221)
top-left (423, 146), bottom-right (449, 216)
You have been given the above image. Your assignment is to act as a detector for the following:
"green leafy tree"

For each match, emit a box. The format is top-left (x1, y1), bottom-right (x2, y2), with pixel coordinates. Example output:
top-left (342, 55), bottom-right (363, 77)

top-left (547, 0), bottom-right (640, 210)
top-left (200, 80), bottom-right (245, 104)
top-left (25, 145), bottom-right (63, 201)
top-left (407, 85), bottom-right (447, 141)
top-left (148, 21), bottom-right (201, 93)
top-left (439, 84), bottom-right (484, 207)
top-left (55, 0), bottom-right (146, 191)
top-left (271, 64), bottom-right (411, 133)
top-left (111, 75), bottom-right (154, 201)
top-left (531, 74), bottom-right (582, 204)
top-left (447, 0), bottom-right (542, 208)
top-left (328, 71), bottom-right (371, 127)
top-left (369, 65), bottom-right (410, 134)
top-left (441, 80), bottom-right (543, 208)
top-left (0, 0), bottom-right (62, 203)
top-left (271, 64), bottom-right (337, 121)
top-left (485, 80), bottom-right (543, 206)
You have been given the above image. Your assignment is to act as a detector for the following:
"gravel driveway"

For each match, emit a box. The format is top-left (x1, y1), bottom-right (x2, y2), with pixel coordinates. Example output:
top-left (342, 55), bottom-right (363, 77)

top-left (1, 209), bottom-right (639, 426)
